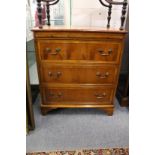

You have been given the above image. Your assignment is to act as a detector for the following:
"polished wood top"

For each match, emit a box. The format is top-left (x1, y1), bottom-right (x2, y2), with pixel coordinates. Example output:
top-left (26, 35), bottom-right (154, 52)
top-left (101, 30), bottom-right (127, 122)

top-left (32, 26), bottom-right (127, 33)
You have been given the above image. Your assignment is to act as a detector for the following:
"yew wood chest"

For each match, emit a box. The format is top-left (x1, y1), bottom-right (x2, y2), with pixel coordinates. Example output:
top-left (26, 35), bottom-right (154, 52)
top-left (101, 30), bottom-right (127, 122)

top-left (32, 26), bottom-right (127, 116)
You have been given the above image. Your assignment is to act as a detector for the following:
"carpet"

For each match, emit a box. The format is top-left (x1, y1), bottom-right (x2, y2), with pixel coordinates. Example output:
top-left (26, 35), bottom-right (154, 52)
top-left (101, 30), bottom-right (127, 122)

top-left (26, 148), bottom-right (129, 155)
top-left (26, 96), bottom-right (128, 151)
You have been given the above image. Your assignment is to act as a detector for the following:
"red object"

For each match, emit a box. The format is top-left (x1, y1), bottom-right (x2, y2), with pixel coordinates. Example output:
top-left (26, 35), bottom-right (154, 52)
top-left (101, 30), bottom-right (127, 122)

top-left (35, 4), bottom-right (46, 27)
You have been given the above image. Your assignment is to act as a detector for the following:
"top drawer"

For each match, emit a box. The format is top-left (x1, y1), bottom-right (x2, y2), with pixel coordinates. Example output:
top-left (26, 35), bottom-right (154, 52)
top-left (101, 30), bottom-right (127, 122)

top-left (34, 31), bottom-right (127, 40)
top-left (37, 40), bottom-right (121, 63)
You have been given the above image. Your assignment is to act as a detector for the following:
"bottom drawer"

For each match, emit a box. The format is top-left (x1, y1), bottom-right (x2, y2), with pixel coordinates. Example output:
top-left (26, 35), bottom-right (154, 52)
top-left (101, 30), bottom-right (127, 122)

top-left (42, 85), bottom-right (114, 105)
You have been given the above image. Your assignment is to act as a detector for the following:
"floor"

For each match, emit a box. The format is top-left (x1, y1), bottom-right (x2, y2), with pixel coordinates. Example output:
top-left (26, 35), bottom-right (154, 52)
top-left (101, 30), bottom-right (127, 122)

top-left (26, 96), bottom-right (129, 152)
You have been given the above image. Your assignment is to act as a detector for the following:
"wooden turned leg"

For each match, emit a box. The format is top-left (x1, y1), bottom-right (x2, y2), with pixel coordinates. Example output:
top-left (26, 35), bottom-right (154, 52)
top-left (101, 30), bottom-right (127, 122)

top-left (99, 108), bottom-right (114, 116)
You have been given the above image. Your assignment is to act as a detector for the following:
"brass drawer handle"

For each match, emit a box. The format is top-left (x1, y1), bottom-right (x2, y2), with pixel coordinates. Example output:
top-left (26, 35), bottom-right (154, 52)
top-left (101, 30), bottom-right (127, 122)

top-left (98, 48), bottom-right (112, 56)
top-left (55, 47), bottom-right (61, 53)
top-left (48, 71), bottom-right (62, 79)
top-left (45, 47), bottom-right (61, 55)
top-left (96, 72), bottom-right (109, 79)
top-left (48, 92), bottom-right (63, 98)
top-left (95, 93), bottom-right (107, 99)
top-left (45, 47), bottom-right (51, 52)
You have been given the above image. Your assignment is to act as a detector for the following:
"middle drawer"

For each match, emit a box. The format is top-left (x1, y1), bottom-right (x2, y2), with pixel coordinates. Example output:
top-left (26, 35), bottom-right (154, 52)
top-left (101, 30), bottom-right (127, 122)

top-left (41, 62), bottom-right (117, 84)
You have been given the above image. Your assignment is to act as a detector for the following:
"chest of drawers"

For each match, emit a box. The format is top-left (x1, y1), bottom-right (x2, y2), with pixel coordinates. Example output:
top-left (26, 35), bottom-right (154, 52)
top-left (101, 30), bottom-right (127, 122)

top-left (32, 26), bottom-right (127, 116)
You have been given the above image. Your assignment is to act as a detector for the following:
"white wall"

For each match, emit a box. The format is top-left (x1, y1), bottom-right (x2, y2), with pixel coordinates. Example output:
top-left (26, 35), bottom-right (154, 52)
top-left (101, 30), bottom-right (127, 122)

top-left (71, 0), bottom-right (128, 29)
top-left (26, 0), bottom-right (33, 41)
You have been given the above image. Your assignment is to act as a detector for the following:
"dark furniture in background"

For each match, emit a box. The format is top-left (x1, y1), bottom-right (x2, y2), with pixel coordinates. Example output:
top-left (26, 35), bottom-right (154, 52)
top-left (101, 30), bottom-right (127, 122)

top-left (27, 58), bottom-right (35, 132)
top-left (116, 74), bottom-right (129, 106)
top-left (116, 10), bottom-right (129, 107)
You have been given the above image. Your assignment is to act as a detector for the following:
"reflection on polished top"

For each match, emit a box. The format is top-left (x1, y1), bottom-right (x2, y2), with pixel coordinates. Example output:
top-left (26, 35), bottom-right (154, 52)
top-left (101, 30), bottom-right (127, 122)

top-left (32, 25), bottom-right (127, 33)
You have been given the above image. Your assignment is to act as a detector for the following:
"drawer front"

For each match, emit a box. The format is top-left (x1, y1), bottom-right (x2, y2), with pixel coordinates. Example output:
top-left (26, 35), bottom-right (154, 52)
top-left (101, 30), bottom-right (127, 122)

top-left (37, 40), bottom-right (121, 63)
top-left (42, 86), bottom-right (114, 104)
top-left (34, 31), bottom-right (126, 40)
top-left (41, 63), bottom-right (117, 84)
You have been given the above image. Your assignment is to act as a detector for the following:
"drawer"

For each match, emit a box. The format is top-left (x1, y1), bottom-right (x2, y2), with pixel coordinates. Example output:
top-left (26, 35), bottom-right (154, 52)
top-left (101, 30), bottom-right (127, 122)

top-left (34, 31), bottom-right (127, 40)
top-left (42, 85), bottom-right (114, 104)
top-left (41, 62), bottom-right (117, 84)
top-left (37, 40), bottom-right (121, 63)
